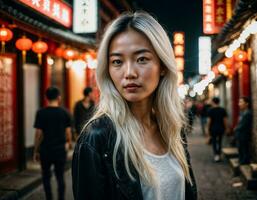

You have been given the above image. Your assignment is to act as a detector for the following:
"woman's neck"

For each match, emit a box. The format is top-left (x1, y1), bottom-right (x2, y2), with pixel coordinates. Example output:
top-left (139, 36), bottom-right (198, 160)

top-left (130, 100), bottom-right (154, 127)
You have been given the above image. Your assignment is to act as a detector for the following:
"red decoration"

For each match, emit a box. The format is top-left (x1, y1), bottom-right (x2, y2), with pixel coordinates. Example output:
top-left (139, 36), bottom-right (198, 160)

top-left (55, 47), bottom-right (64, 57)
top-left (15, 36), bottom-right (32, 63)
top-left (32, 40), bottom-right (48, 65)
top-left (63, 48), bottom-right (76, 60)
top-left (0, 25), bottom-right (13, 53)
top-left (234, 50), bottom-right (247, 62)
top-left (18, 0), bottom-right (72, 28)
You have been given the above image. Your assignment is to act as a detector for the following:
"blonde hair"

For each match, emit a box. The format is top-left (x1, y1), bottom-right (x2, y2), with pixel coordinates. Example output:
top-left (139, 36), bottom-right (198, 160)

top-left (89, 11), bottom-right (191, 185)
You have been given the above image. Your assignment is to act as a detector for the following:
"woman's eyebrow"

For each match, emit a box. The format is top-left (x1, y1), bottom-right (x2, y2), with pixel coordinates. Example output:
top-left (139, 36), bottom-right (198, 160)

top-left (109, 52), bottom-right (122, 57)
top-left (133, 49), bottom-right (152, 55)
top-left (109, 49), bottom-right (152, 57)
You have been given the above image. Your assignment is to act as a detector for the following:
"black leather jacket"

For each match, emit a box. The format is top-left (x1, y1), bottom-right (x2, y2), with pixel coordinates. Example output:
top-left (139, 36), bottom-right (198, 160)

top-left (72, 115), bottom-right (197, 200)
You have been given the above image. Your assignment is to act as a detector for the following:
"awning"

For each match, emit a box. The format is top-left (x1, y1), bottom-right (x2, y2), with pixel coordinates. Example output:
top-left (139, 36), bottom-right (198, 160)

top-left (212, 0), bottom-right (257, 64)
top-left (0, 0), bottom-right (95, 50)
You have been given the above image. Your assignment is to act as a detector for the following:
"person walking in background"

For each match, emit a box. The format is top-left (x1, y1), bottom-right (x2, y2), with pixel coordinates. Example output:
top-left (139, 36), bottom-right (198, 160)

top-left (207, 97), bottom-right (228, 162)
top-left (72, 11), bottom-right (197, 200)
top-left (234, 97), bottom-right (252, 165)
top-left (199, 99), bottom-right (211, 136)
top-left (33, 86), bottom-right (72, 200)
top-left (73, 87), bottom-right (95, 140)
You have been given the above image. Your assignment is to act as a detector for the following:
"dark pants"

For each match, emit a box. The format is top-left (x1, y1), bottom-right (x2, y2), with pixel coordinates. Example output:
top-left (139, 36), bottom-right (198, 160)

top-left (211, 133), bottom-right (223, 155)
top-left (237, 139), bottom-right (250, 164)
top-left (40, 155), bottom-right (66, 200)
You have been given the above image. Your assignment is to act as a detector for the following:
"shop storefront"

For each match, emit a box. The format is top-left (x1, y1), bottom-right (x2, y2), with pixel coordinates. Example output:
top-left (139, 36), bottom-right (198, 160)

top-left (0, 0), bottom-right (96, 174)
top-left (210, 0), bottom-right (257, 160)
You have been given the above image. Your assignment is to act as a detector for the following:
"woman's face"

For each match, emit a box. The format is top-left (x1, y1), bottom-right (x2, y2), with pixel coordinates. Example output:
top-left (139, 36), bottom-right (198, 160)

top-left (108, 29), bottom-right (162, 103)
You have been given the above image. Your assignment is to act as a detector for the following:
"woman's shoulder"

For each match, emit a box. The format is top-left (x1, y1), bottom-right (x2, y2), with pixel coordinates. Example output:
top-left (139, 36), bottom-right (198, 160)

top-left (76, 114), bottom-right (115, 152)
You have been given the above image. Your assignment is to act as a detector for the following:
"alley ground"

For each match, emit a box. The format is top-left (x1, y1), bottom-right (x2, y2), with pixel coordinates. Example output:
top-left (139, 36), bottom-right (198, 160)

top-left (22, 118), bottom-right (257, 200)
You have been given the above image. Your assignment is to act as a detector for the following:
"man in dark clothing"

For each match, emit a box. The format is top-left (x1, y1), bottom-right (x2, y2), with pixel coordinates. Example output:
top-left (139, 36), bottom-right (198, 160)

top-left (73, 87), bottom-right (95, 140)
top-left (199, 99), bottom-right (211, 136)
top-left (234, 97), bottom-right (252, 165)
top-left (207, 97), bottom-right (228, 162)
top-left (33, 86), bottom-right (72, 200)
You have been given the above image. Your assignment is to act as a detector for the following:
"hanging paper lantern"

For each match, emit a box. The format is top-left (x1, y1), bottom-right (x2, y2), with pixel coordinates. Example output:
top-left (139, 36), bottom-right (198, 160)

top-left (15, 36), bottom-right (32, 63)
top-left (81, 52), bottom-right (91, 61)
top-left (55, 47), bottom-right (64, 57)
top-left (32, 40), bottom-right (48, 65)
top-left (0, 25), bottom-right (13, 53)
top-left (234, 50), bottom-right (247, 62)
top-left (63, 48), bottom-right (76, 60)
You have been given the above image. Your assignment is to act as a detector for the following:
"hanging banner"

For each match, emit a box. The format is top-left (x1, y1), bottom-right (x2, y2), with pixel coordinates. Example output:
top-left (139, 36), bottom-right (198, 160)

top-left (203, 0), bottom-right (228, 34)
top-left (73, 0), bottom-right (98, 33)
top-left (173, 32), bottom-right (185, 84)
top-left (18, 0), bottom-right (72, 28)
top-left (0, 54), bottom-right (18, 174)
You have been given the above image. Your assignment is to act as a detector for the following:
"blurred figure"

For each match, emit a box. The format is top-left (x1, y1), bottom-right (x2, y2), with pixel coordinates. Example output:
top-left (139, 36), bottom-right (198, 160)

top-left (186, 98), bottom-right (197, 134)
top-left (33, 86), bottom-right (72, 200)
top-left (234, 97), bottom-right (252, 165)
top-left (207, 97), bottom-right (228, 162)
top-left (73, 87), bottom-right (95, 140)
top-left (199, 99), bottom-right (211, 136)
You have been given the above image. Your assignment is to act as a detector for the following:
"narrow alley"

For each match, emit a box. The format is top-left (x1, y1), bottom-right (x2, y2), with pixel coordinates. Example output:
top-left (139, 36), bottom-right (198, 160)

top-left (21, 118), bottom-right (257, 200)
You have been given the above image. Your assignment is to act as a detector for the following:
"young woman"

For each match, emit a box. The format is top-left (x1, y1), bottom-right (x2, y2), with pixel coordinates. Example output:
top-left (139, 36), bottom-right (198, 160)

top-left (72, 11), bottom-right (197, 200)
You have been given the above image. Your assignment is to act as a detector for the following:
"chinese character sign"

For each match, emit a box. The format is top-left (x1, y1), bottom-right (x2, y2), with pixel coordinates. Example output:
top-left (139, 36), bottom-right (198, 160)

top-left (73, 0), bottom-right (98, 33)
top-left (203, 0), bottom-right (229, 34)
top-left (18, 0), bottom-right (72, 28)
top-left (0, 56), bottom-right (16, 164)
top-left (198, 36), bottom-right (211, 75)
top-left (173, 32), bottom-right (185, 84)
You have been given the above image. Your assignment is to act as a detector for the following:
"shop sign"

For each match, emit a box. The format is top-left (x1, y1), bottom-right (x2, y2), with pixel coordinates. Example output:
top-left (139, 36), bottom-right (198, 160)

top-left (203, 0), bottom-right (228, 34)
top-left (18, 0), bottom-right (72, 28)
top-left (199, 36), bottom-right (211, 75)
top-left (73, 0), bottom-right (98, 33)
top-left (0, 55), bottom-right (17, 172)
top-left (173, 32), bottom-right (185, 82)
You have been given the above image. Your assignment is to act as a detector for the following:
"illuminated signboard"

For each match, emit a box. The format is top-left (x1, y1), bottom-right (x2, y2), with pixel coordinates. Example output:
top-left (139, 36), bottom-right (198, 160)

top-left (203, 0), bottom-right (227, 34)
top-left (173, 32), bottom-right (185, 84)
top-left (199, 36), bottom-right (211, 75)
top-left (73, 0), bottom-right (98, 33)
top-left (18, 0), bottom-right (72, 28)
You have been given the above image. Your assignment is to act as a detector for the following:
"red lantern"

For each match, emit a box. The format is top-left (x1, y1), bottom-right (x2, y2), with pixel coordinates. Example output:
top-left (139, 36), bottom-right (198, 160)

top-left (0, 25), bottom-right (13, 53)
top-left (63, 48), bottom-right (76, 60)
top-left (81, 52), bottom-right (91, 61)
top-left (55, 47), bottom-right (64, 57)
top-left (15, 36), bottom-right (32, 63)
top-left (234, 50), bottom-right (247, 62)
top-left (32, 40), bottom-right (48, 65)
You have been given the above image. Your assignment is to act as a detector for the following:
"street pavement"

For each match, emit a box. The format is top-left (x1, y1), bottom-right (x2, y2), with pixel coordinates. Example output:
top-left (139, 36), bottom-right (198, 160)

top-left (21, 170), bottom-right (73, 200)
top-left (189, 117), bottom-right (257, 200)
top-left (22, 118), bottom-right (257, 200)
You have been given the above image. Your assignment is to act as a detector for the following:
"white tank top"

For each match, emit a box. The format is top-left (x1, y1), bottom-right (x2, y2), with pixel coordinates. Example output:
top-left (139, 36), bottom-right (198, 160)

top-left (140, 150), bottom-right (185, 200)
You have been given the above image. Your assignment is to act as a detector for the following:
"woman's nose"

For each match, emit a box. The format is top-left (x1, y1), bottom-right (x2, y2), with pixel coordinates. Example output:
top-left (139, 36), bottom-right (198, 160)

top-left (124, 62), bottom-right (137, 79)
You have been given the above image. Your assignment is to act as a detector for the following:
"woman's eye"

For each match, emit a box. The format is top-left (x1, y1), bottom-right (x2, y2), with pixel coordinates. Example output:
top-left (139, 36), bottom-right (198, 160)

top-left (111, 59), bottom-right (122, 66)
top-left (137, 57), bottom-right (148, 63)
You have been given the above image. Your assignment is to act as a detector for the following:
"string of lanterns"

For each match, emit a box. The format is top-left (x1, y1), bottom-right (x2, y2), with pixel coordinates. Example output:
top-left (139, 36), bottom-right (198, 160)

top-left (0, 24), bottom-right (97, 66)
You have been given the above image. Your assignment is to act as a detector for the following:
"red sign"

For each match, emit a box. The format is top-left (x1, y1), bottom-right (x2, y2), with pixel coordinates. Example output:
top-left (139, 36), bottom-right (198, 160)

top-left (18, 0), bottom-right (72, 28)
top-left (0, 54), bottom-right (18, 174)
top-left (173, 32), bottom-right (185, 84)
top-left (203, 0), bottom-right (227, 34)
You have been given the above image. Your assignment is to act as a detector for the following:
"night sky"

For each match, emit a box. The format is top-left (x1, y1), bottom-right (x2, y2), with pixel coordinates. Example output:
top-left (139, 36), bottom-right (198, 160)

top-left (133, 0), bottom-right (203, 81)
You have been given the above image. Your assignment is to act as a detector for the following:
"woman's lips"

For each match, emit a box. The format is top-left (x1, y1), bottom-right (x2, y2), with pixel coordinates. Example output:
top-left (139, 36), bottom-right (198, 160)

top-left (124, 84), bottom-right (141, 92)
